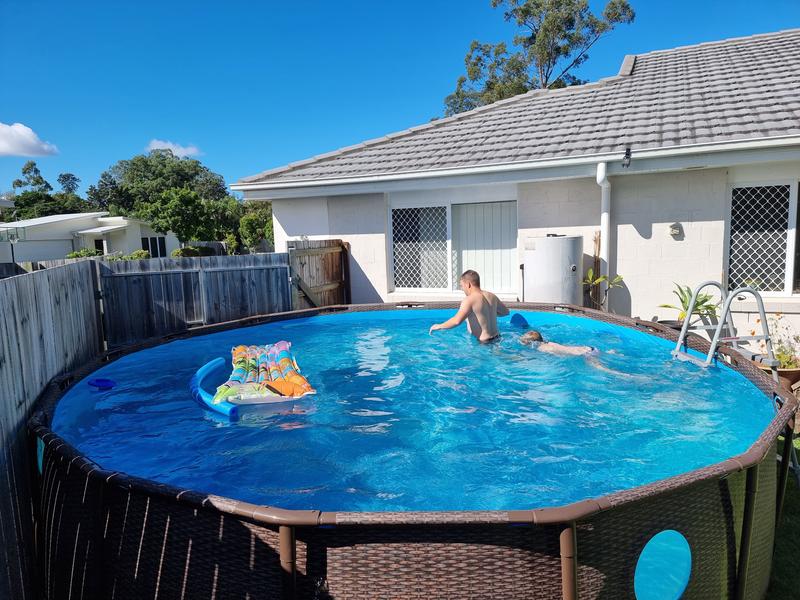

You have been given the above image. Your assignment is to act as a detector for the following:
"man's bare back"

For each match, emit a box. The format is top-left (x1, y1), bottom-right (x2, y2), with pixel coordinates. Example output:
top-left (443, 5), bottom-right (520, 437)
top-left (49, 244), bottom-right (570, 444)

top-left (429, 270), bottom-right (509, 342)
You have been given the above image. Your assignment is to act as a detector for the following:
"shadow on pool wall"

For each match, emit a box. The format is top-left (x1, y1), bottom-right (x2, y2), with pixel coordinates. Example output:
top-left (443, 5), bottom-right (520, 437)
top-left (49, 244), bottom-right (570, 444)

top-left (28, 303), bottom-right (795, 600)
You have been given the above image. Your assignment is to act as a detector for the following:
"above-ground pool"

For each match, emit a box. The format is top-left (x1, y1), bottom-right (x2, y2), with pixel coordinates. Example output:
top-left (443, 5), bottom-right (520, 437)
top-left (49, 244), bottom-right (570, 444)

top-left (31, 304), bottom-right (796, 600)
top-left (53, 309), bottom-right (773, 513)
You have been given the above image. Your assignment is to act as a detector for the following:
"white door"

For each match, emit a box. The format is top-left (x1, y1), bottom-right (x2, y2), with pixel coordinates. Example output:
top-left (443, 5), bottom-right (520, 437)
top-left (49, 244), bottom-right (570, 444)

top-left (452, 201), bottom-right (517, 293)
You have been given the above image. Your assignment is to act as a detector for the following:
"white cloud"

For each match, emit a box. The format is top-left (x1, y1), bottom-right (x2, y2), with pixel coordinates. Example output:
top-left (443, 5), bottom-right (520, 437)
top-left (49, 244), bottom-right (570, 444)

top-left (0, 122), bottom-right (58, 156)
top-left (146, 139), bottom-right (201, 158)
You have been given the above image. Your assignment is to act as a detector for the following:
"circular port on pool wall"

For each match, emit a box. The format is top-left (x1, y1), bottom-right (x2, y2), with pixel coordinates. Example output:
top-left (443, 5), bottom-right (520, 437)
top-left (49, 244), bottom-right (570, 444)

top-left (634, 530), bottom-right (692, 600)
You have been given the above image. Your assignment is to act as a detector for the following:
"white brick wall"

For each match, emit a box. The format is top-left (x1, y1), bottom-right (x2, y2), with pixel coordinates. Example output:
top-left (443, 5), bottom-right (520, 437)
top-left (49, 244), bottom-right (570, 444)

top-left (517, 170), bottom-right (729, 320)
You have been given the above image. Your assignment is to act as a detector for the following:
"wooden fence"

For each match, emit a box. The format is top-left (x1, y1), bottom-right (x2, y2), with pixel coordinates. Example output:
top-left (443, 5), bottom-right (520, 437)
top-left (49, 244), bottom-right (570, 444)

top-left (0, 261), bottom-right (103, 599)
top-left (288, 239), bottom-right (350, 309)
top-left (99, 253), bottom-right (293, 347)
top-left (0, 241), bottom-right (351, 596)
top-left (0, 263), bottom-right (25, 279)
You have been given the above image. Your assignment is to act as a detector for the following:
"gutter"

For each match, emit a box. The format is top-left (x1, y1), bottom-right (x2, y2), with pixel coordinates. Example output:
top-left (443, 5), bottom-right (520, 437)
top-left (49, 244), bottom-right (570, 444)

top-left (231, 135), bottom-right (800, 192)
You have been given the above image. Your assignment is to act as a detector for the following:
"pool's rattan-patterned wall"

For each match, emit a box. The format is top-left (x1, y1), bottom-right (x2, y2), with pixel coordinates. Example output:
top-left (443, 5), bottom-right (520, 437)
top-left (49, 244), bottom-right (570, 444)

top-left (28, 303), bottom-right (796, 600)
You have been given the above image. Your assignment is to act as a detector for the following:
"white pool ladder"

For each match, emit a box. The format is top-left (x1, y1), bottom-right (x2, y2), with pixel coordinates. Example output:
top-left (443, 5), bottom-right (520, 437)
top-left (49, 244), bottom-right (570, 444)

top-left (672, 281), bottom-right (800, 486)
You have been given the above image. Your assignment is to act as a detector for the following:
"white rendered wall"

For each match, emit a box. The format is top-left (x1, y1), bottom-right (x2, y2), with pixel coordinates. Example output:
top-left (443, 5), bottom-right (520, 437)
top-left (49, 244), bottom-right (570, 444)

top-left (272, 197), bottom-right (331, 253)
top-left (10, 239), bottom-right (75, 261)
top-left (0, 242), bottom-right (13, 262)
top-left (327, 194), bottom-right (389, 303)
top-left (272, 194), bottom-right (389, 302)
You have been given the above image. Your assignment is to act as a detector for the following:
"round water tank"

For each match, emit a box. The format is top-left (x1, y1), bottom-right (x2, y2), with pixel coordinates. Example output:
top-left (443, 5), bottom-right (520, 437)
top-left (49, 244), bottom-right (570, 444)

top-left (522, 235), bottom-right (584, 305)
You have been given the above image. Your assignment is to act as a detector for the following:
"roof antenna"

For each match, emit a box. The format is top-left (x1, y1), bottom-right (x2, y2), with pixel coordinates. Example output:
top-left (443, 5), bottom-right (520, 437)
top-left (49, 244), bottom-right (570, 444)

top-left (622, 146), bottom-right (632, 168)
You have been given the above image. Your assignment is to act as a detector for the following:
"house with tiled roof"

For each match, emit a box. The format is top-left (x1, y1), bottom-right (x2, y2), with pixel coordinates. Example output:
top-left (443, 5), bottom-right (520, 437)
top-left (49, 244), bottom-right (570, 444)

top-left (233, 29), bottom-right (800, 326)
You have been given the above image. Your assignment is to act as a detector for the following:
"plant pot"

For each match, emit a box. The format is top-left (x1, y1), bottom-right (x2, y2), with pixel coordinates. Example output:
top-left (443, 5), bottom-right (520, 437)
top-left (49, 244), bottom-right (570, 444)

top-left (757, 364), bottom-right (800, 389)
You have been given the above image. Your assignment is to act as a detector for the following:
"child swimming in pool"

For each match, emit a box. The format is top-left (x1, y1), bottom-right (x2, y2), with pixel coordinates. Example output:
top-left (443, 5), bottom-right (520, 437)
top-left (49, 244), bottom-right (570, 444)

top-left (520, 329), bottom-right (630, 376)
top-left (519, 330), bottom-right (599, 356)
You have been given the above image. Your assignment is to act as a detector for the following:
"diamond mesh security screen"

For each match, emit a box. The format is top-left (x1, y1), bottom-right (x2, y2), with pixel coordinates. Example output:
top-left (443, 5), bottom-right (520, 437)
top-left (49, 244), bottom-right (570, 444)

top-left (392, 207), bottom-right (448, 288)
top-left (728, 185), bottom-right (790, 292)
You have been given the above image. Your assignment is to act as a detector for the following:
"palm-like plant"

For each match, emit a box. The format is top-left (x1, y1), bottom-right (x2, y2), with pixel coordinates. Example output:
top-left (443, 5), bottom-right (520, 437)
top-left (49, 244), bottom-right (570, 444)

top-left (659, 283), bottom-right (719, 323)
top-left (583, 267), bottom-right (623, 310)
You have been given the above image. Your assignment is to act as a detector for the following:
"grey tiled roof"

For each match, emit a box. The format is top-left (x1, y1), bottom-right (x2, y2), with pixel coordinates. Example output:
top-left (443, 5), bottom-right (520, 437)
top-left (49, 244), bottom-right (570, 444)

top-left (240, 29), bottom-right (800, 186)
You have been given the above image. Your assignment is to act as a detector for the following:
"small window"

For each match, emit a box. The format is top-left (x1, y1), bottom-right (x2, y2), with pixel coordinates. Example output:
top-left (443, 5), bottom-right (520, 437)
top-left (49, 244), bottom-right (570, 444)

top-left (158, 237), bottom-right (166, 258)
top-left (141, 237), bottom-right (150, 252)
top-left (727, 184), bottom-right (793, 292)
top-left (391, 206), bottom-right (448, 289)
top-left (94, 239), bottom-right (104, 254)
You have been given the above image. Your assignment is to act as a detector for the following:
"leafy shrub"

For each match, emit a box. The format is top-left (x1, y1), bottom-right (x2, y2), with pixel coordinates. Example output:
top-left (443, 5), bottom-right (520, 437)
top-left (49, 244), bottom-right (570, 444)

top-left (66, 248), bottom-right (102, 259)
top-left (126, 249), bottom-right (151, 260)
top-left (172, 246), bottom-right (200, 257)
top-left (223, 233), bottom-right (238, 255)
top-left (196, 245), bottom-right (216, 256)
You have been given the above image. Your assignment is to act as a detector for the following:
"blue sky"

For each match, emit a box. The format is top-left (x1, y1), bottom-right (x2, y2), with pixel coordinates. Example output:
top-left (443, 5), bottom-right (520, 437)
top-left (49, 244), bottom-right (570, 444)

top-left (1, 0), bottom-right (799, 195)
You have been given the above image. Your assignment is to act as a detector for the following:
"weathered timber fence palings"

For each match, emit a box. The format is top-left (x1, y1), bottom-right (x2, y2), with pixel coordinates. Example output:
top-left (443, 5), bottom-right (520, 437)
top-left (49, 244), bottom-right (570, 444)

top-left (99, 253), bottom-right (292, 347)
top-left (288, 239), bottom-right (350, 309)
top-left (0, 241), bottom-right (351, 598)
top-left (0, 261), bottom-right (103, 599)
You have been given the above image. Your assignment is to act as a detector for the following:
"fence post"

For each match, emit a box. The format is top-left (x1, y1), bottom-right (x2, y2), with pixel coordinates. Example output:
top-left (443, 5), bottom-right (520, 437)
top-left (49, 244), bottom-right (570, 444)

top-left (198, 266), bottom-right (209, 325)
top-left (341, 241), bottom-right (351, 304)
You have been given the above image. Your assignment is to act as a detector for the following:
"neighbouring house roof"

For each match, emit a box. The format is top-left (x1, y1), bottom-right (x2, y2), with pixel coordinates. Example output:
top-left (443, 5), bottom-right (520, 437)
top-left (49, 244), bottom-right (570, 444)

top-left (0, 212), bottom-right (109, 229)
top-left (75, 224), bottom-right (129, 235)
top-left (237, 28), bottom-right (800, 188)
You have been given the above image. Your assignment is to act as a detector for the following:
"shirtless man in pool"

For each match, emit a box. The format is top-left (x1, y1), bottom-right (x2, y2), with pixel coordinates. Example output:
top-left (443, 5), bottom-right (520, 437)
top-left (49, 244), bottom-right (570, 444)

top-left (429, 270), bottom-right (509, 342)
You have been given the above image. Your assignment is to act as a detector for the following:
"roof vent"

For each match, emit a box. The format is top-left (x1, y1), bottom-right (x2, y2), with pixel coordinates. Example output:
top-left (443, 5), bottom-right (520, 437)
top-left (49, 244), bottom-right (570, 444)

top-left (618, 54), bottom-right (636, 77)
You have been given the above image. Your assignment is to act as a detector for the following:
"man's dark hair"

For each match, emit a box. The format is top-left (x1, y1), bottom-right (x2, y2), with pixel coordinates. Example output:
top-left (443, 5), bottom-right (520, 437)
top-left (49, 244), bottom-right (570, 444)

top-left (460, 270), bottom-right (480, 287)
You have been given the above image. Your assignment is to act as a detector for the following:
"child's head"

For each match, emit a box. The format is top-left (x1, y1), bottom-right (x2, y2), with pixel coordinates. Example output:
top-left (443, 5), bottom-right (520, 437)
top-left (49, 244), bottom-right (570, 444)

top-left (520, 330), bottom-right (544, 345)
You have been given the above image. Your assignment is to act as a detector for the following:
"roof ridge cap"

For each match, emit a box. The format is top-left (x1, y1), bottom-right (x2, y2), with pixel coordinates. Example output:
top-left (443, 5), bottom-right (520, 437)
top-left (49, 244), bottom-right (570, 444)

top-left (635, 28), bottom-right (800, 59)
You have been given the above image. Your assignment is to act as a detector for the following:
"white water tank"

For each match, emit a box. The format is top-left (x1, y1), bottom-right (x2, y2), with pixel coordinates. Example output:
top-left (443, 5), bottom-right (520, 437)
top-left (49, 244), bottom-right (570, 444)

top-left (522, 235), bottom-right (584, 304)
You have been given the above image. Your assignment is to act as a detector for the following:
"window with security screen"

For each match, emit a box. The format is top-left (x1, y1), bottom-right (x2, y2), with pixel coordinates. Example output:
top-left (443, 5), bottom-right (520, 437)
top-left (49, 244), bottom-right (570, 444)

top-left (727, 185), bottom-right (792, 292)
top-left (391, 206), bottom-right (448, 288)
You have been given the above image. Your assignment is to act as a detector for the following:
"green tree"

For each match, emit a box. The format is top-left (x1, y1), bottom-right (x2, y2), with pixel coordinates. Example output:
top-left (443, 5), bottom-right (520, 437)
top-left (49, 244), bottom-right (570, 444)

top-left (239, 202), bottom-right (273, 251)
top-left (11, 190), bottom-right (93, 220)
top-left (88, 149), bottom-right (227, 215)
top-left (12, 160), bottom-right (53, 192)
top-left (86, 171), bottom-right (130, 212)
top-left (203, 195), bottom-right (244, 240)
top-left (57, 172), bottom-right (80, 194)
top-left (136, 188), bottom-right (210, 243)
top-left (444, 0), bottom-right (635, 115)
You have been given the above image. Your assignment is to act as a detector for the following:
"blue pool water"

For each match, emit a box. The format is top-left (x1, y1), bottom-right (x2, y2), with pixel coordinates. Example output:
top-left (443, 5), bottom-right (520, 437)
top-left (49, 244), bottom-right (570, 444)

top-left (52, 309), bottom-right (774, 512)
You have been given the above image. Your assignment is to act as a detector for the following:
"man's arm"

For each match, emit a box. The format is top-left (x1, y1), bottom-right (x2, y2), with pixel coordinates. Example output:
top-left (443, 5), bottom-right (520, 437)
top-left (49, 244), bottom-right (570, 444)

top-left (430, 298), bottom-right (472, 334)
top-left (496, 297), bottom-right (510, 317)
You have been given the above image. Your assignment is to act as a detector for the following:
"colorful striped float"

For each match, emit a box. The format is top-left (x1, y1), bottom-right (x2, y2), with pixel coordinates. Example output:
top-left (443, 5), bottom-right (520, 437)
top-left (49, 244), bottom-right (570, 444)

top-left (190, 341), bottom-right (315, 419)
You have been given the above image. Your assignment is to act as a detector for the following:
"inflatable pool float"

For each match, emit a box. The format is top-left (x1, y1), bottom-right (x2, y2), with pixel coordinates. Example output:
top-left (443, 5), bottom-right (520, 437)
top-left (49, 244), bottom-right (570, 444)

top-left (190, 341), bottom-right (315, 419)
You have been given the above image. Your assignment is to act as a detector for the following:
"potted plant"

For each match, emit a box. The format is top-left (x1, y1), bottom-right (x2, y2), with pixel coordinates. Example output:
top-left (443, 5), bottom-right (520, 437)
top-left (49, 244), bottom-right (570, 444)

top-left (755, 314), bottom-right (800, 387)
top-left (658, 283), bottom-right (719, 330)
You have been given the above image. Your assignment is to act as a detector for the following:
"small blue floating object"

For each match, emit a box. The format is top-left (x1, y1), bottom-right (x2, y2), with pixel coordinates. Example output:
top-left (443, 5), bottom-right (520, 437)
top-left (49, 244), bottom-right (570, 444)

top-left (510, 313), bottom-right (530, 329)
top-left (88, 377), bottom-right (116, 391)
